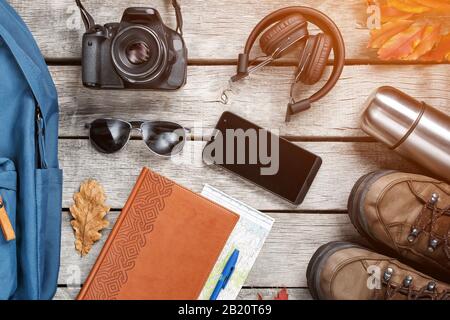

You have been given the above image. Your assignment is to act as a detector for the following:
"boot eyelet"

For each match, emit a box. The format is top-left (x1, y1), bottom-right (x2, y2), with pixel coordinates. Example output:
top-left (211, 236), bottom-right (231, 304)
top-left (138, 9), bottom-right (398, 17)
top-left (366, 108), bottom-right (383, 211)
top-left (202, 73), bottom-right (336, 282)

top-left (383, 267), bottom-right (394, 282)
top-left (403, 275), bottom-right (413, 288)
top-left (427, 281), bottom-right (436, 292)
top-left (430, 193), bottom-right (439, 205)
top-left (408, 228), bottom-right (419, 243)
top-left (428, 239), bottom-right (439, 252)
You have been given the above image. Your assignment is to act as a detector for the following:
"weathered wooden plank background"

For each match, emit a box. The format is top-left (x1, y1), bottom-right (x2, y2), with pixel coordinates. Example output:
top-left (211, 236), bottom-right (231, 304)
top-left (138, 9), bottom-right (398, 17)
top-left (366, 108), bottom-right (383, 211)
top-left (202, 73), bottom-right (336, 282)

top-left (52, 65), bottom-right (450, 138)
top-left (59, 140), bottom-right (425, 210)
top-left (11, 0), bottom-right (370, 60)
top-left (8, 0), bottom-right (449, 300)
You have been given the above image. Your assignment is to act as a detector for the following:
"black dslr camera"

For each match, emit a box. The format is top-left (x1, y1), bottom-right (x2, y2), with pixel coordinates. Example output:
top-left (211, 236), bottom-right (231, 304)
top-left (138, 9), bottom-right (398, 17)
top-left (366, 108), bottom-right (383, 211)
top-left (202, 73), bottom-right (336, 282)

top-left (75, 0), bottom-right (187, 90)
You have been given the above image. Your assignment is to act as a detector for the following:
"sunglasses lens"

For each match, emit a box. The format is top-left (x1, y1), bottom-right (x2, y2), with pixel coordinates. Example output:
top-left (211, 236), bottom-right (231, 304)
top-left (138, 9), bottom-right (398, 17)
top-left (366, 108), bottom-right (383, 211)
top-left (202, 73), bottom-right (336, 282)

top-left (142, 121), bottom-right (186, 156)
top-left (89, 119), bottom-right (131, 154)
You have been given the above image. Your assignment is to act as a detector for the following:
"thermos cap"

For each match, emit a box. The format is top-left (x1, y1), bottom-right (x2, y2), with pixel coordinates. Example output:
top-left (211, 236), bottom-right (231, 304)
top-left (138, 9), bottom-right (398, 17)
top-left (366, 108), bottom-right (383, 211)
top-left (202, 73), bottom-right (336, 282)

top-left (361, 86), bottom-right (424, 148)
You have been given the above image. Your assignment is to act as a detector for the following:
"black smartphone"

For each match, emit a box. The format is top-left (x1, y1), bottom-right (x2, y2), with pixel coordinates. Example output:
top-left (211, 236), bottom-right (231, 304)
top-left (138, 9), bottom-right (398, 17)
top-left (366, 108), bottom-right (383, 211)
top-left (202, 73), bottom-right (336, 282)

top-left (203, 112), bottom-right (322, 205)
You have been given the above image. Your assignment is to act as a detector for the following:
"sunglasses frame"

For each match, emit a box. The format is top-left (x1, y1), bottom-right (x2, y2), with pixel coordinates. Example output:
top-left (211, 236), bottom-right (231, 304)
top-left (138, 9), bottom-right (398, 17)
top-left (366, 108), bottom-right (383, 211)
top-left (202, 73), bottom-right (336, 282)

top-left (86, 118), bottom-right (190, 158)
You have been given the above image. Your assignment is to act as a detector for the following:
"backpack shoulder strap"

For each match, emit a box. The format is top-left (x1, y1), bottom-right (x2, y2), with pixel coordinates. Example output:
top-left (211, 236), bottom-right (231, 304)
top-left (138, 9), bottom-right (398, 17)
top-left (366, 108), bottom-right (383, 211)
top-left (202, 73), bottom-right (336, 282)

top-left (0, 1), bottom-right (57, 118)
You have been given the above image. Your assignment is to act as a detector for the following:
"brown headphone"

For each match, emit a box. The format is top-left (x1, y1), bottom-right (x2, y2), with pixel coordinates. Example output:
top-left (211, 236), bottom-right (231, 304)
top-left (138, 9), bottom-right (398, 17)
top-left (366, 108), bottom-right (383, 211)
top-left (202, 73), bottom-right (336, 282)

top-left (231, 7), bottom-right (346, 122)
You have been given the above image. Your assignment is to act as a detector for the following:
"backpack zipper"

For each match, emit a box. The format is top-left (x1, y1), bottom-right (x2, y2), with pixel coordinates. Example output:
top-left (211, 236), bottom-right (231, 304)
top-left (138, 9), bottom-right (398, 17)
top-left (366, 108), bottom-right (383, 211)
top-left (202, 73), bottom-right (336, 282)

top-left (0, 196), bottom-right (15, 241)
top-left (36, 106), bottom-right (48, 169)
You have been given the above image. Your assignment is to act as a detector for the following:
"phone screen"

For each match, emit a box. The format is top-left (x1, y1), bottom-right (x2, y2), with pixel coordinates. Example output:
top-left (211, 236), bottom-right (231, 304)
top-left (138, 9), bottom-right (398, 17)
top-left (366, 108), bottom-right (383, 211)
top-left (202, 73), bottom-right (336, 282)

top-left (203, 112), bottom-right (322, 205)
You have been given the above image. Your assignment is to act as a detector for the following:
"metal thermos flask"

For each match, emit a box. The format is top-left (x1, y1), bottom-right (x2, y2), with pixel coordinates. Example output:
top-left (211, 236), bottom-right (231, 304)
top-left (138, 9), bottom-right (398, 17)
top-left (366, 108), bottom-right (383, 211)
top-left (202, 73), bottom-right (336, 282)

top-left (361, 86), bottom-right (450, 182)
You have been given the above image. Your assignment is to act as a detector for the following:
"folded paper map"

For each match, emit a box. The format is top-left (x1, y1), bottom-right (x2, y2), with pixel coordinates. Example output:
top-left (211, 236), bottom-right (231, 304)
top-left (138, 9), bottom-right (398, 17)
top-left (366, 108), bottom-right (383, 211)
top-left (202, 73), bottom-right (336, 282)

top-left (199, 185), bottom-right (275, 300)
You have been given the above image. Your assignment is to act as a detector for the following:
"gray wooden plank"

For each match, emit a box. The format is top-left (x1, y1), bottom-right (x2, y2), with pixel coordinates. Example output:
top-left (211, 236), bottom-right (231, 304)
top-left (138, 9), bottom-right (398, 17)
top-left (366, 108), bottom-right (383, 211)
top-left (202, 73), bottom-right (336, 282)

top-left (54, 287), bottom-right (79, 300)
top-left (58, 211), bottom-right (361, 288)
top-left (53, 287), bottom-right (312, 300)
top-left (60, 140), bottom-right (425, 211)
top-left (237, 288), bottom-right (312, 300)
top-left (53, 65), bottom-right (450, 138)
top-left (11, 0), bottom-right (371, 61)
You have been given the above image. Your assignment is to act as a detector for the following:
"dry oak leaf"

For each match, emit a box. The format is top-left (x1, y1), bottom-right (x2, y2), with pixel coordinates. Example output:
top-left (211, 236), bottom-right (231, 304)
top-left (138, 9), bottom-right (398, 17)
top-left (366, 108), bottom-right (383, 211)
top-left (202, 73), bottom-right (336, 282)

top-left (367, 0), bottom-right (450, 61)
top-left (70, 179), bottom-right (110, 257)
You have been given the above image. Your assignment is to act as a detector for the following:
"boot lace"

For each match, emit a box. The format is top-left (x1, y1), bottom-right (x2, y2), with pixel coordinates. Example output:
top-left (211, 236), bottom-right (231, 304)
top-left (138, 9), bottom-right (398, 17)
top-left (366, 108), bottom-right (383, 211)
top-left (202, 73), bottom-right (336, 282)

top-left (407, 192), bottom-right (450, 259)
top-left (382, 268), bottom-right (450, 300)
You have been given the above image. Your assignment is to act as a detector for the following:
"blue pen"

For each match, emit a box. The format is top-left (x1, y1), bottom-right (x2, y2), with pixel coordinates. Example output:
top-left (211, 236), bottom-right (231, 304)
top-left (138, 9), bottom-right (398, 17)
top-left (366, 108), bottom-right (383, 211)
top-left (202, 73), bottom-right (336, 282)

top-left (210, 249), bottom-right (240, 300)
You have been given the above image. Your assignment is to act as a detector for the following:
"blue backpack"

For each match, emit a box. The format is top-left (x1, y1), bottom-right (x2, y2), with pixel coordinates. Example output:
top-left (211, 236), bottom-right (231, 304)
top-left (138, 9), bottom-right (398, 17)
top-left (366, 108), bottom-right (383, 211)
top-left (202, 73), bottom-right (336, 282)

top-left (0, 0), bottom-right (62, 299)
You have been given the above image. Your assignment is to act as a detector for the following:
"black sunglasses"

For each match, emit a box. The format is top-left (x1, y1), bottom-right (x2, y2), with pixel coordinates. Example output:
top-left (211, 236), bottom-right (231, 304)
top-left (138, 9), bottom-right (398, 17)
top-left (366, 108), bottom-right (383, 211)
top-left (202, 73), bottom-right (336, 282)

top-left (86, 118), bottom-right (189, 157)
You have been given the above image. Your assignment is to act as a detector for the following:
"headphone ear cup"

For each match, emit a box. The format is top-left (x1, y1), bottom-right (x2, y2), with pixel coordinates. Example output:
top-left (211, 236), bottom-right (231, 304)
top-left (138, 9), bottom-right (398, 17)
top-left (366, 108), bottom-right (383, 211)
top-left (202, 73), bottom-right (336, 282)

top-left (295, 37), bottom-right (315, 83)
top-left (259, 14), bottom-right (308, 57)
top-left (297, 33), bottom-right (333, 85)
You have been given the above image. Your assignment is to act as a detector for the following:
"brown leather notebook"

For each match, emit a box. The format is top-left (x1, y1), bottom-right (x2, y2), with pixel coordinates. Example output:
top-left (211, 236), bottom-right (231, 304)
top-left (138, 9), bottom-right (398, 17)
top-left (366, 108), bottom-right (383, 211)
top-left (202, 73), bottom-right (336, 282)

top-left (77, 167), bottom-right (239, 300)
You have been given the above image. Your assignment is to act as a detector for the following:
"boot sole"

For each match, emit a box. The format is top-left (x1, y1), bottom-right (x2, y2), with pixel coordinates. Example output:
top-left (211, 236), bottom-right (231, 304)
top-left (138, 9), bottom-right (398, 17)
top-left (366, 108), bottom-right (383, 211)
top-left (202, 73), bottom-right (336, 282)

top-left (347, 170), bottom-right (397, 246)
top-left (306, 241), bottom-right (365, 300)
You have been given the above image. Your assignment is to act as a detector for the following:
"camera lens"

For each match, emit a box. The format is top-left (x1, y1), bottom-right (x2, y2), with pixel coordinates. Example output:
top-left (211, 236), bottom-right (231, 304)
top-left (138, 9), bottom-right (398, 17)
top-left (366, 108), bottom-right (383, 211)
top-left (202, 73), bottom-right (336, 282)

top-left (126, 41), bottom-right (150, 65)
top-left (111, 26), bottom-right (168, 83)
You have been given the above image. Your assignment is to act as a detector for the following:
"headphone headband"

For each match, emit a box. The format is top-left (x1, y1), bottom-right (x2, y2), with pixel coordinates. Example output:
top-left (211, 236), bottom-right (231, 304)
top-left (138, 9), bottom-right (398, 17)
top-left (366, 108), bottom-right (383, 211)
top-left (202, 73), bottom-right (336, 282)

top-left (233, 6), bottom-right (345, 121)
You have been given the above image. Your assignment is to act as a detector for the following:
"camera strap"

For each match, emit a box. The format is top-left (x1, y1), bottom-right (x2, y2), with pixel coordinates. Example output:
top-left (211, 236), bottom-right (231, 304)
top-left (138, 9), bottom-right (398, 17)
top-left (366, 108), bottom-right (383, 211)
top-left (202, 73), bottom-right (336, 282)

top-left (75, 0), bottom-right (95, 31)
top-left (171, 0), bottom-right (183, 35)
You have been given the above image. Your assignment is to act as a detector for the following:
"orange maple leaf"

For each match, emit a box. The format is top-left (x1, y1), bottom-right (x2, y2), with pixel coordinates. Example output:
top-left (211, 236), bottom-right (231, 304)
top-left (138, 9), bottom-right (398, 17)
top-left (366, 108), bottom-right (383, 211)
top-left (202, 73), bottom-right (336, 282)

top-left (257, 288), bottom-right (289, 300)
top-left (413, 0), bottom-right (450, 11)
top-left (378, 24), bottom-right (425, 60)
top-left (367, 0), bottom-right (450, 61)
top-left (380, 5), bottom-right (414, 22)
top-left (387, 0), bottom-right (431, 14)
top-left (274, 288), bottom-right (289, 300)
top-left (421, 33), bottom-right (450, 61)
top-left (369, 20), bottom-right (414, 48)
top-left (406, 24), bottom-right (441, 60)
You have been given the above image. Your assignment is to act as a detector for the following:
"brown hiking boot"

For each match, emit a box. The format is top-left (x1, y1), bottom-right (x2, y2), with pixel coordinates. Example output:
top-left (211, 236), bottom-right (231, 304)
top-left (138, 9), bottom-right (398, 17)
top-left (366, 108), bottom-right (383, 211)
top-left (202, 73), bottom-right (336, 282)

top-left (348, 170), bottom-right (450, 281)
top-left (306, 242), bottom-right (450, 300)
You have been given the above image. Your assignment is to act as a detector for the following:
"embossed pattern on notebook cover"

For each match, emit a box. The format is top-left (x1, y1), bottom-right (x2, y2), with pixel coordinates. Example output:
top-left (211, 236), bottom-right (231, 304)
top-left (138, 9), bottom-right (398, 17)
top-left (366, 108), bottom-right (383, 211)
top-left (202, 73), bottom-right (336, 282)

top-left (77, 168), bottom-right (239, 300)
